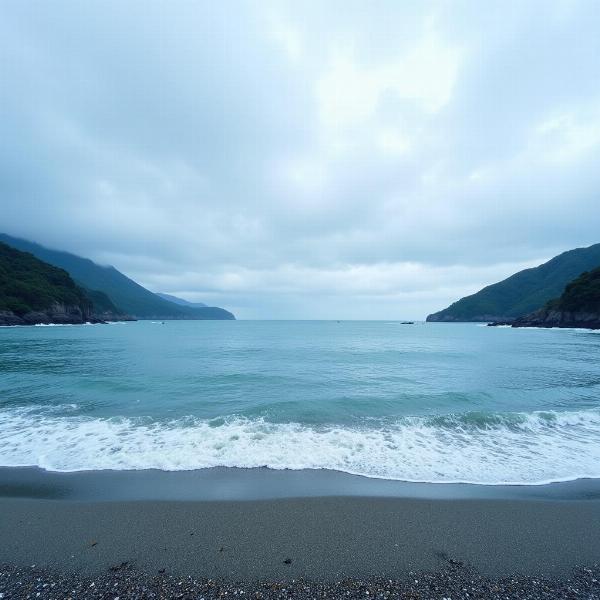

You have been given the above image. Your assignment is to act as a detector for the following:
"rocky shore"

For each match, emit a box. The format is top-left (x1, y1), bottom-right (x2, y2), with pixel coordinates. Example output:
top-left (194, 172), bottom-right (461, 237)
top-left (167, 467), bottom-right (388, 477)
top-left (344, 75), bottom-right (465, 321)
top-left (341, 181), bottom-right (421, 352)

top-left (0, 302), bottom-right (135, 326)
top-left (2, 561), bottom-right (600, 599)
top-left (512, 308), bottom-right (600, 329)
top-left (488, 308), bottom-right (600, 329)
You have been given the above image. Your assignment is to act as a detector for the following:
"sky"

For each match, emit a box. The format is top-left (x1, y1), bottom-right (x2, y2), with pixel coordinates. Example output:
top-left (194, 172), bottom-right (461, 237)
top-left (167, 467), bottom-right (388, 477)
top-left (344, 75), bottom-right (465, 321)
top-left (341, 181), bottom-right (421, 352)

top-left (1, 1), bottom-right (599, 319)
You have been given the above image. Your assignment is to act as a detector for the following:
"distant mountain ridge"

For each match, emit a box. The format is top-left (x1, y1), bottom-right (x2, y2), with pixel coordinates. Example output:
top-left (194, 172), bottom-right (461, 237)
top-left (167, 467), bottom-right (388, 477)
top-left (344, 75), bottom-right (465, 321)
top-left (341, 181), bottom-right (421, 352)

top-left (156, 292), bottom-right (207, 308)
top-left (427, 243), bottom-right (600, 322)
top-left (0, 234), bottom-right (235, 320)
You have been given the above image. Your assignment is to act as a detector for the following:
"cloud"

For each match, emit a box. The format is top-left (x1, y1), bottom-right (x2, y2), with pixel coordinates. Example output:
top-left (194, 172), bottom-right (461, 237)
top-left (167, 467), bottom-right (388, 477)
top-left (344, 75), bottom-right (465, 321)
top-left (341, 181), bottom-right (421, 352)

top-left (0, 0), bottom-right (599, 318)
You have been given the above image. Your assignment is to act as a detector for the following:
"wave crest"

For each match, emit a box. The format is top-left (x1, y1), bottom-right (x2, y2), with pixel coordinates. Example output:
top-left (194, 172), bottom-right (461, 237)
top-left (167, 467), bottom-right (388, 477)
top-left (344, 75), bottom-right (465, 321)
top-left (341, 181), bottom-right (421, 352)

top-left (1, 407), bottom-right (600, 484)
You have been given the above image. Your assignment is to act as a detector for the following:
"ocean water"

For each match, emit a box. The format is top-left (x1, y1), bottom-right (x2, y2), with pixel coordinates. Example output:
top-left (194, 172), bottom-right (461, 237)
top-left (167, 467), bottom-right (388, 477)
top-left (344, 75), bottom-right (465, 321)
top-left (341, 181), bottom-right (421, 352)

top-left (1, 320), bottom-right (600, 485)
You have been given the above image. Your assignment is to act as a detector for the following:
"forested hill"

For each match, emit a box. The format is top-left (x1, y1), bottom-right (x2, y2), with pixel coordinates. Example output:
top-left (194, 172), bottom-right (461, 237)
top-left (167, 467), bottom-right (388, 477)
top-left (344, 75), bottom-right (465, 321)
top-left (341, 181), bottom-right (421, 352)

top-left (0, 241), bottom-right (131, 325)
top-left (554, 266), bottom-right (600, 313)
top-left (0, 241), bottom-right (89, 316)
top-left (0, 234), bottom-right (235, 320)
top-left (493, 267), bottom-right (600, 330)
top-left (427, 243), bottom-right (600, 322)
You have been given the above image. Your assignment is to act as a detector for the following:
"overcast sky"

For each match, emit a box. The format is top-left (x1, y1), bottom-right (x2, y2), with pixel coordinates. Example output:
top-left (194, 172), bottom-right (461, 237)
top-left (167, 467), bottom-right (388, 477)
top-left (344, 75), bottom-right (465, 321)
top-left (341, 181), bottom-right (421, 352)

top-left (1, 1), bottom-right (599, 319)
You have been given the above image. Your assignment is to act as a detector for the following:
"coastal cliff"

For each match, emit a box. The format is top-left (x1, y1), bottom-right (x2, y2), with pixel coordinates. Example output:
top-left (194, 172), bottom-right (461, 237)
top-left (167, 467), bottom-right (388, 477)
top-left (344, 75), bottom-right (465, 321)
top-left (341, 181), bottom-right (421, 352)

top-left (0, 242), bottom-right (133, 326)
top-left (509, 308), bottom-right (600, 329)
top-left (1, 301), bottom-right (100, 326)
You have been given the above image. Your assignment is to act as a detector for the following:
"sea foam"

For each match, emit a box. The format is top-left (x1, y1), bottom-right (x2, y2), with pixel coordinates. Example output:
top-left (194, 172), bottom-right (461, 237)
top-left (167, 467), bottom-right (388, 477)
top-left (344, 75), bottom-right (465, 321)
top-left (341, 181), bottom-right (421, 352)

top-left (1, 406), bottom-right (600, 485)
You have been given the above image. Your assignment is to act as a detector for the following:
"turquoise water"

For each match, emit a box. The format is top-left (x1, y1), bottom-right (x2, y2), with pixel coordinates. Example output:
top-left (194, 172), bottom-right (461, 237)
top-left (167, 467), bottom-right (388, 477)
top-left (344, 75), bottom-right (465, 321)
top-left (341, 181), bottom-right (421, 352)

top-left (1, 320), bottom-right (600, 484)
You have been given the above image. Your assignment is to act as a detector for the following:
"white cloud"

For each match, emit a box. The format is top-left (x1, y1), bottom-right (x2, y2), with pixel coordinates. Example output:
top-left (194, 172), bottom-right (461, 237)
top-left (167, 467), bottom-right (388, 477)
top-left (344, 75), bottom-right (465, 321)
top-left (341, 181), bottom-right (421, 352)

top-left (267, 14), bottom-right (304, 63)
top-left (315, 31), bottom-right (461, 151)
top-left (535, 108), bottom-right (600, 163)
top-left (0, 0), bottom-right (599, 318)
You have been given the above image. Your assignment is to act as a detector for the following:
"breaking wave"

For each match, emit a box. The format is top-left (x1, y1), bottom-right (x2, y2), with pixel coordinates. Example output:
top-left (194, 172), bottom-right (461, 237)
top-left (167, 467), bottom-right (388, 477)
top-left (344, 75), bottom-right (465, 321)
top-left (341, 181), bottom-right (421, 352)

top-left (1, 406), bottom-right (600, 485)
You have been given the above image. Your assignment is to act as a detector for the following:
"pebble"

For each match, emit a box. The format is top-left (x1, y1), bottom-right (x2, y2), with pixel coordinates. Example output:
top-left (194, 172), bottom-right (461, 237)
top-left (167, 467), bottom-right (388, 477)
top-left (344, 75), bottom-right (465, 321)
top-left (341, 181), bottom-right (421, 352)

top-left (0, 561), bottom-right (599, 599)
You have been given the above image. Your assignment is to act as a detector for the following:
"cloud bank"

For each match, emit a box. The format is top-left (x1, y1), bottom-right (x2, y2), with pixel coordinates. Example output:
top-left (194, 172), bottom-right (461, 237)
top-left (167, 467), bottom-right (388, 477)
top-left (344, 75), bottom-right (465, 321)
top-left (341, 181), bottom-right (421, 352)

top-left (1, 0), bottom-right (599, 318)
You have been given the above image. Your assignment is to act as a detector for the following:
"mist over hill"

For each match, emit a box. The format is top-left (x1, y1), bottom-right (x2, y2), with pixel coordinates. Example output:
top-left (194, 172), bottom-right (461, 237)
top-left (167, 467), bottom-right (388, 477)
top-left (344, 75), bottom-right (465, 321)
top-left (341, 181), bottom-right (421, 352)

top-left (156, 293), bottom-right (207, 308)
top-left (0, 234), bottom-right (234, 320)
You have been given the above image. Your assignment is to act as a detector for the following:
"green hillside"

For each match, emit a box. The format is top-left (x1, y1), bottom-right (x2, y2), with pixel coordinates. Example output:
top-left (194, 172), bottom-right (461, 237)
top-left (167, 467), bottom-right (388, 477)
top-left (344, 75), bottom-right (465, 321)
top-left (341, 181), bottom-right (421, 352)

top-left (505, 266), bottom-right (600, 329)
top-left (0, 241), bottom-right (90, 316)
top-left (552, 267), bottom-right (600, 313)
top-left (82, 287), bottom-right (122, 315)
top-left (0, 234), bottom-right (235, 320)
top-left (427, 243), bottom-right (600, 322)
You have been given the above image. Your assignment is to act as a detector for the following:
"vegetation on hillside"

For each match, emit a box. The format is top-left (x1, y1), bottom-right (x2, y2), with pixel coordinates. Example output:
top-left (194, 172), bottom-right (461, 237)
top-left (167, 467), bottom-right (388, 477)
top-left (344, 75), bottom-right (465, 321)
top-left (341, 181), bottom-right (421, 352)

top-left (0, 242), bottom-right (89, 315)
top-left (427, 243), bottom-right (600, 321)
top-left (0, 234), bottom-right (235, 320)
top-left (549, 267), bottom-right (600, 313)
top-left (81, 287), bottom-right (122, 315)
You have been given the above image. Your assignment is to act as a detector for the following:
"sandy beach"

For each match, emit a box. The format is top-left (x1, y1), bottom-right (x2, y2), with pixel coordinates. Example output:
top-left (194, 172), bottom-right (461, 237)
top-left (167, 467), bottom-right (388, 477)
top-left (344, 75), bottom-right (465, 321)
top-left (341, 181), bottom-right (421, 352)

top-left (3, 495), bottom-right (600, 580)
top-left (2, 467), bottom-right (600, 597)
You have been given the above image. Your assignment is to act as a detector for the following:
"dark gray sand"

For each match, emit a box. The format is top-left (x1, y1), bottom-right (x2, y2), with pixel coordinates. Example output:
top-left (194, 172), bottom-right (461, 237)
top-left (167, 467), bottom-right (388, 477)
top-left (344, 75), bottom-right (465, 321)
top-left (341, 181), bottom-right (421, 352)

top-left (1, 468), bottom-right (600, 597)
top-left (2, 496), bottom-right (600, 580)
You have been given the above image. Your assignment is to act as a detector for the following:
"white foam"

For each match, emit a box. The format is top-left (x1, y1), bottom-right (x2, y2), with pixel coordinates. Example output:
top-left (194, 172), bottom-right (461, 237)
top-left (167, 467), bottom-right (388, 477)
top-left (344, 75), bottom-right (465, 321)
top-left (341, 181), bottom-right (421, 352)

top-left (2, 407), bottom-right (600, 484)
top-left (33, 322), bottom-right (96, 327)
top-left (0, 323), bottom-right (76, 328)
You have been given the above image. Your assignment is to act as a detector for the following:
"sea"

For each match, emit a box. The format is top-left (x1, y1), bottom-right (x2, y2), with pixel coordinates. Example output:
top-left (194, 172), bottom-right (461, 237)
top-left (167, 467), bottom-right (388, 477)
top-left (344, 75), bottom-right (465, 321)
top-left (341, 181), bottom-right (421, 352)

top-left (1, 320), bottom-right (600, 485)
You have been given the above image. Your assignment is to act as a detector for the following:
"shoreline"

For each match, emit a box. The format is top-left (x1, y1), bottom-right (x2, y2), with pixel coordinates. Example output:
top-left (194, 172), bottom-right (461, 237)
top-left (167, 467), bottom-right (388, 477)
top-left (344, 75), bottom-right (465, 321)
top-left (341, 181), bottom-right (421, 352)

top-left (2, 467), bottom-right (600, 597)
top-left (3, 465), bottom-right (600, 501)
top-left (1, 467), bottom-right (600, 583)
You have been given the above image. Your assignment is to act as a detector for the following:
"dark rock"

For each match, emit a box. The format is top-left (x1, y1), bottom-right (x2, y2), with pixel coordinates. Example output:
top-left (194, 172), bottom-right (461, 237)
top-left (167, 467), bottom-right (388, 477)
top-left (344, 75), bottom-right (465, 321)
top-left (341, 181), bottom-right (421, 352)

top-left (0, 302), bottom-right (134, 326)
top-left (0, 310), bottom-right (24, 326)
top-left (511, 308), bottom-right (600, 329)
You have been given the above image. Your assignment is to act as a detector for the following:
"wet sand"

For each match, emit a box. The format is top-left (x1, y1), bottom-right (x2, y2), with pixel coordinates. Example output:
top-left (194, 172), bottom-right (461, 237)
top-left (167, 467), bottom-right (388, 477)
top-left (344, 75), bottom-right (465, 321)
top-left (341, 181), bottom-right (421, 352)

top-left (1, 468), bottom-right (600, 582)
